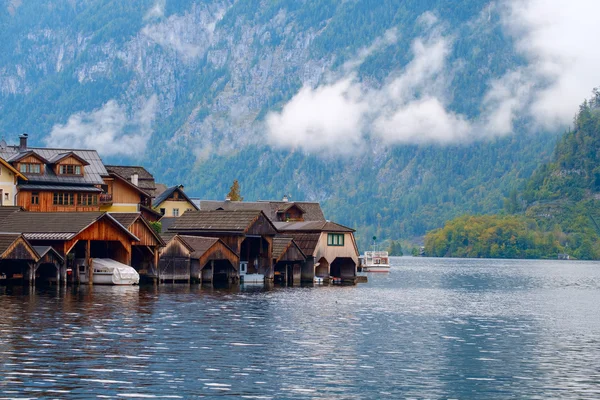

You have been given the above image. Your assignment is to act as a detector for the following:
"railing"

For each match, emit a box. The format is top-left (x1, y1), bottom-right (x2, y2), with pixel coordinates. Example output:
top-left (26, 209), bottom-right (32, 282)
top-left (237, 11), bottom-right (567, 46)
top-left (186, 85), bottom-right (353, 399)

top-left (99, 193), bottom-right (113, 204)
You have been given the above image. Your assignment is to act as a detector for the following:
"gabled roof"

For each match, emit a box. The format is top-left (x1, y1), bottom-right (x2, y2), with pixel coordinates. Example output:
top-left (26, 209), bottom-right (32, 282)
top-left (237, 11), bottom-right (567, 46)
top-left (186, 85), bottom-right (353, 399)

top-left (46, 152), bottom-right (90, 166)
top-left (169, 210), bottom-right (276, 234)
top-left (109, 172), bottom-right (151, 198)
top-left (0, 233), bottom-right (39, 261)
top-left (283, 233), bottom-right (321, 256)
top-left (197, 200), bottom-right (326, 222)
top-left (32, 246), bottom-right (65, 264)
top-left (0, 146), bottom-right (107, 185)
top-left (0, 157), bottom-right (27, 180)
top-left (110, 212), bottom-right (165, 246)
top-left (272, 236), bottom-right (306, 263)
top-left (276, 203), bottom-right (306, 214)
top-left (0, 212), bottom-right (139, 241)
top-left (178, 235), bottom-right (222, 259)
top-left (6, 150), bottom-right (50, 164)
top-left (105, 165), bottom-right (156, 195)
top-left (0, 233), bottom-right (22, 257)
top-left (153, 185), bottom-right (199, 209)
top-left (273, 220), bottom-right (355, 233)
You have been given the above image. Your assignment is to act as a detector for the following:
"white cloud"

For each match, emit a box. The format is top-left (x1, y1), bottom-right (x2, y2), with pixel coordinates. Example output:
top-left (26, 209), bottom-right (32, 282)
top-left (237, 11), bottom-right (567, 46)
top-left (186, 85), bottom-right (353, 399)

top-left (266, 78), bottom-right (368, 153)
top-left (45, 95), bottom-right (158, 158)
top-left (266, 18), bottom-right (474, 152)
top-left (144, 0), bottom-right (165, 21)
top-left (492, 0), bottom-right (600, 131)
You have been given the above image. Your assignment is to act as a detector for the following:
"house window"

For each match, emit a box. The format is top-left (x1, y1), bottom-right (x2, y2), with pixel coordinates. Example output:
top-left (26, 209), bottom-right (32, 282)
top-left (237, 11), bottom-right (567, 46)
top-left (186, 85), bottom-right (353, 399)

top-left (173, 208), bottom-right (180, 217)
top-left (20, 163), bottom-right (41, 174)
top-left (31, 192), bottom-right (39, 205)
top-left (4, 193), bottom-right (8, 202)
top-left (78, 193), bottom-right (98, 206)
top-left (59, 164), bottom-right (82, 175)
top-left (160, 208), bottom-right (166, 215)
top-left (327, 233), bottom-right (345, 246)
top-left (53, 192), bottom-right (74, 206)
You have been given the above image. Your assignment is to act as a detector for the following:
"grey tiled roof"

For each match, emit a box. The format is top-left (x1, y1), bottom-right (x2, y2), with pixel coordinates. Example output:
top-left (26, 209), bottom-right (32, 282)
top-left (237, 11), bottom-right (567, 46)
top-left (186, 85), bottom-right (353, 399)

top-left (273, 220), bottom-right (355, 233)
top-left (0, 233), bottom-right (21, 257)
top-left (32, 245), bottom-right (65, 263)
top-left (197, 200), bottom-right (326, 222)
top-left (109, 213), bottom-right (140, 228)
top-left (0, 146), bottom-right (107, 185)
top-left (169, 210), bottom-right (266, 233)
top-left (0, 212), bottom-right (138, 241)
top-left (284, 233), bottom-right (321, 256)
top-left (0, 206), bottom-right (22, 221)
top-left (178, 235), bottom-right (221, 259)
top-left (105, 165), bottom-right (156, 195)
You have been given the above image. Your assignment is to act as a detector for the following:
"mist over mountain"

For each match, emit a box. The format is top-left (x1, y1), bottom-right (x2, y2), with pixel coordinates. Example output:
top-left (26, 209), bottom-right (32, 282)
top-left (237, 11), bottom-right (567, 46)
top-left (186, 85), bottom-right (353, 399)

top-left (1, 0), bottom-right (597, 247)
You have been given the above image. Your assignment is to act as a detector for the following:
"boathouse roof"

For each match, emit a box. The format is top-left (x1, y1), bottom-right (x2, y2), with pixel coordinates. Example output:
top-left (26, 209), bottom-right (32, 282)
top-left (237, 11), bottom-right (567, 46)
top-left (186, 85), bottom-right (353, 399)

top-left (169, 210), bottom-right (277, 234)
top-left (273, 220), bottom-right (355, 233)
top-left (0, 233), bottom-right (39, 261)
top-left (281, 233), bottom-right (321, 255)
top-left (0, 206), bottom-right (22, 221)
top-left (0, 212), bottom-right (139, 241)
top-left (196, 200), bottom-right (326, 222)
top-left (272, 236), bottom-right (306, 263)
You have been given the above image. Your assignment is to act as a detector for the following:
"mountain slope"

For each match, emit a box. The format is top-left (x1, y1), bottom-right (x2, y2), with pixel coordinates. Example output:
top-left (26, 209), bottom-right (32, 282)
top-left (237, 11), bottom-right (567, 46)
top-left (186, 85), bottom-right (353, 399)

top-left (0, 0), bottom-right (563, 248)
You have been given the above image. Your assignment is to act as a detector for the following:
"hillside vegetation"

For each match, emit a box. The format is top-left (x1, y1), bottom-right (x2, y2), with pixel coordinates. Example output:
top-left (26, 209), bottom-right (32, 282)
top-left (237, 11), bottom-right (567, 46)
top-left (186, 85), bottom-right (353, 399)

top-left (425, 92), bottom-right (600, 259)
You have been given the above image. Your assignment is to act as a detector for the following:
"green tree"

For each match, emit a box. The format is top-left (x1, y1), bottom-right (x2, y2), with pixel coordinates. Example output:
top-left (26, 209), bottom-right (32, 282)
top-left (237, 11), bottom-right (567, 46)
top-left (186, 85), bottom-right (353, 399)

top-left (227, 179), bottom-right (244, 201)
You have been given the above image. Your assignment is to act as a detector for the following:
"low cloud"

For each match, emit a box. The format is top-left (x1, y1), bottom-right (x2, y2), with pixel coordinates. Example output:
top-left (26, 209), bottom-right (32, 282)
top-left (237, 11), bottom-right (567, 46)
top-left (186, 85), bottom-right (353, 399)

top-left (267, 3), bottom-right (600, 155)
top-left (266, 17), bottom-right (473, 151)
top-left (489, 0), bottom-right (600, 132)
top-left (45, 95), bottom-right (158, 157)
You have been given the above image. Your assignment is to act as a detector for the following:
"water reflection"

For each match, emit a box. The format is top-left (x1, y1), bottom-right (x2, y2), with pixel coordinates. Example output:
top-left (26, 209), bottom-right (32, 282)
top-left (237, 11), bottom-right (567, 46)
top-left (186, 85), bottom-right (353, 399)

top-left (1, 258), bottom-right (600, 399)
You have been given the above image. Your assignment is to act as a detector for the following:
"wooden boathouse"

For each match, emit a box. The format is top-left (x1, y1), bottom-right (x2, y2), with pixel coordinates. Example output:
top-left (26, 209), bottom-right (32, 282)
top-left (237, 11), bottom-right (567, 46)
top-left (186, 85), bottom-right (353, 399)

top-left (167, 210), bottom-right (277, 279)
top-left (109, 213), bottom-right (164, 282)
top-left (272, 236), bottom-right (306, 285)
top-left (0, 211), bottom-right (139, 284)
top-left (159, 233), bottom-right (239, 283)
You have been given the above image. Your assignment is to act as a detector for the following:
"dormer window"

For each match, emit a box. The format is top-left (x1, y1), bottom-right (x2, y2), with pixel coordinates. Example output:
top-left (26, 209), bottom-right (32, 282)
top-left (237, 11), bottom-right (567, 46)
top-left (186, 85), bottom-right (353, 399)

top-left (59, 164), bottom-right (82, 175)
top-left (20, 163), bottom-right (41, 174)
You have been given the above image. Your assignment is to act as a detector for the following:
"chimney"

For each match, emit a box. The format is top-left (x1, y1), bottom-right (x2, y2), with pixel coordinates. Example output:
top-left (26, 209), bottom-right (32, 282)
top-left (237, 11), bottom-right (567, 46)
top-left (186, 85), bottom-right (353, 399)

top-left (19, 133), bottom-right (28, 151)
top-left (282, 195), bottom-right (289, 202)
top-left (225, 196), bottom-right (231, 202)
top-left (131, 173), bottom-right (139, 186)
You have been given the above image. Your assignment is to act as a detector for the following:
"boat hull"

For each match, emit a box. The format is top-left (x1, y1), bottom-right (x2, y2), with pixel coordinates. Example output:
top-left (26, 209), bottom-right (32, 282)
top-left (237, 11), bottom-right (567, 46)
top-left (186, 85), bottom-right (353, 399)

top-left (361, 265), bottom-right (391, 273)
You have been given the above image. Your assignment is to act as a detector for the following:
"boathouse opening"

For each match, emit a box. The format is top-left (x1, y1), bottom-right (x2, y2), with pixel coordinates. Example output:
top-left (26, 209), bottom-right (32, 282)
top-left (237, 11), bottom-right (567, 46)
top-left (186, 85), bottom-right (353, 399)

top-left (330, 257), bottom-right (356, 281)
top-left (240, 236), bottom-right (270, 276)
top-left (35, 262), bottom-right (59, 284)
top-left (315, 257), bottom-right (329, 278)
top-left (0, 260), bottom-right (29, 284)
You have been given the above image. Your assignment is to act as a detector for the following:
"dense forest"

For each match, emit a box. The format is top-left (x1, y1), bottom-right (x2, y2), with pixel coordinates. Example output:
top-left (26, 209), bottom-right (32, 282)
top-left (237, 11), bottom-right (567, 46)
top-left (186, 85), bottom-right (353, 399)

top-left (425, 91), bottom-right (600, 259)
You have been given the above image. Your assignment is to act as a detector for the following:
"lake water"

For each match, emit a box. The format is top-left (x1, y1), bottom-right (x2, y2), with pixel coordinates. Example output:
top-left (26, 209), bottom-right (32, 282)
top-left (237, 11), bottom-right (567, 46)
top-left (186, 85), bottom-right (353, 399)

top-left (1, 257), bottom-right (600, 399)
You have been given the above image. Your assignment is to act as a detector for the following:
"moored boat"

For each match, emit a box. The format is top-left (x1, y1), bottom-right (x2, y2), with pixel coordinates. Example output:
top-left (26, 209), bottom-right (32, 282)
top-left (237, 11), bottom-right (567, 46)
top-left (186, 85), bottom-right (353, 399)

top-left (361, 251), bottom-right (390, 272)
top-left (79, 258), bottom-right (140, 285)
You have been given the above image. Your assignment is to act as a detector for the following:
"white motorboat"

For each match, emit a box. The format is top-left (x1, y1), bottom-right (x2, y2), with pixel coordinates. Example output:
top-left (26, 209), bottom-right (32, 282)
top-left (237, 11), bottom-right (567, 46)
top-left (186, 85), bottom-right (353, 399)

top-left (361, 251), bottom-right (390, 272)
top-left (79, 258), bottom-right (140, 285)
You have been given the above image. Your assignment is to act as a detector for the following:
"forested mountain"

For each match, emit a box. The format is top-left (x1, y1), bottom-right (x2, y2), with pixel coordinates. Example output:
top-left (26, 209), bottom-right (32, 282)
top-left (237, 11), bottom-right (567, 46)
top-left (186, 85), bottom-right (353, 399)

top-left (425, 92), bottom-right (600, 259)
top-left (0, 0), bottom-right (575, 248)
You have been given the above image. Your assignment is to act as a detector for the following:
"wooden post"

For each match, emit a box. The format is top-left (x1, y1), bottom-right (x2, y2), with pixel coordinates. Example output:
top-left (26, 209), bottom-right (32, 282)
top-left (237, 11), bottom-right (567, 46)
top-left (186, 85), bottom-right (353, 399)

top-left (86, 240), bottom-right (92, 285)
top-left (28, 262), bottom-right (35, 286)
top-left (154, 246), bottom-right (160, 284)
